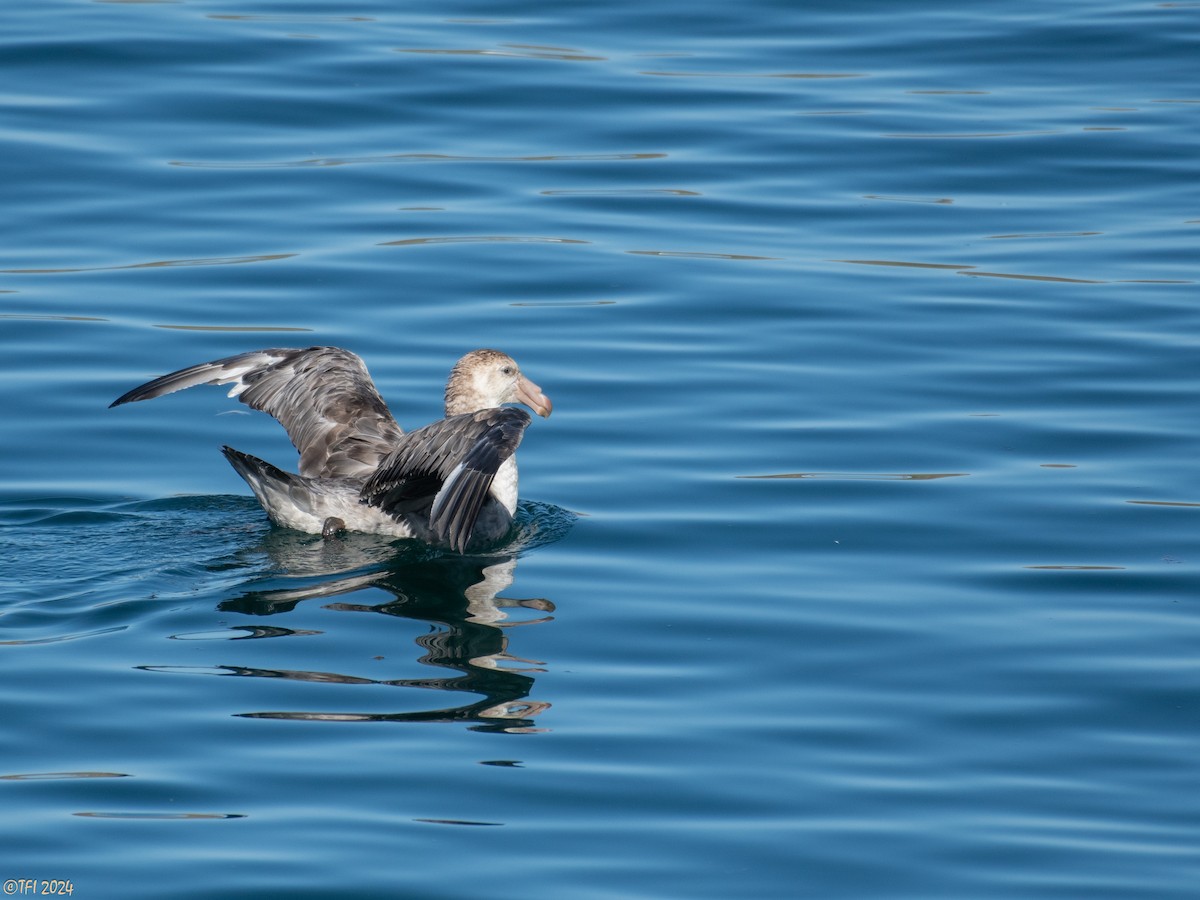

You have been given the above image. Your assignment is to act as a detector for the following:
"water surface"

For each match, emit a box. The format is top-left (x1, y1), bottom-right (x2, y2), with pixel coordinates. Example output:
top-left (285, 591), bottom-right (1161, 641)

top-left (2, 1), bottom-right (1199, 897)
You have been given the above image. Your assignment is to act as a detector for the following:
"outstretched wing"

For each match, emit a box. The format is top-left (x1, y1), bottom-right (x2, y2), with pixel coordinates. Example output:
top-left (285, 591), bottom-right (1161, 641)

top-left (110, 346), bottom-right (405, 479)
top-left (361, 407), bottom-right (531, 552)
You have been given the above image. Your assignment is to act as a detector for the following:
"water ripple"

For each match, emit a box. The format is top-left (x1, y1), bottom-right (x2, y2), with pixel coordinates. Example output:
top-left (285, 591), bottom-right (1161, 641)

top-left (153, 324), bottom-right (314, 333)
top-left (413, 818), bottom-right (504, 827)
top-left (540, 188), bottom-right (701, 196)
top-left (987, 231), bottom-right (1103, 239)
top-left (883, 129), bottom-right (1064, 139)
top-left (396, 44), bottom-right (606, 62)
top-left (0, 626), bottom-right (128, 646)
top-left (863, 194), bottom-right (954, 204)
top-left (379, 235), bottom-right (589, 247)
top-left (207, 14), bottom-right (376, 22)
top-left (0, 313), bottom-right (106, 322)
top-left (834, 258), bottom-right (973, 271)
top-left (832, 258), bottom-right (1190, 284)
top-left (1126, 500), bottom-right (1200, 508)
top-left (626, 250), bottom-right (778, 260)
top-left (73, 812), bottom-right (246, 820)
top-left (640, 70), bottom-right (864, 79)
top-left (169, 152), bottom-right (667, 169)
top-left (0, 771), bottom-right (129, 781)
top-left (738, 472), bottom-right (969, 481)
top-left (1, 254), bottom-right (294, 275)
top-left (961, 270), bottom-right (1105, 284)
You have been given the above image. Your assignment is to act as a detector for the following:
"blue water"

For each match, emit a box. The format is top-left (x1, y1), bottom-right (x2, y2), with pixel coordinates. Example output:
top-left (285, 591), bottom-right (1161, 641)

top-left (3, 1), bottom-right (1199, 897)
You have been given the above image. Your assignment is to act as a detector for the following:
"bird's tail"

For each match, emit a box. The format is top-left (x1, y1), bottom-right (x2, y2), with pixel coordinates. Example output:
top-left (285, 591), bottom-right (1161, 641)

top-left (221, 445), bottom-right (311, 520)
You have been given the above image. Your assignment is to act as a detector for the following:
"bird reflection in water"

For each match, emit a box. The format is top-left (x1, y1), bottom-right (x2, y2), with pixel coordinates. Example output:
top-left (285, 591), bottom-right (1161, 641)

top-left (206, 502), bottom-right (572, 734)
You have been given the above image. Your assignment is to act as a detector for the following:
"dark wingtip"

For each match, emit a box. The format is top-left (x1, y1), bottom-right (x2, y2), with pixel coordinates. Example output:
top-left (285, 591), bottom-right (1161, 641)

top-left (109, 383), bottom-right (154, 408)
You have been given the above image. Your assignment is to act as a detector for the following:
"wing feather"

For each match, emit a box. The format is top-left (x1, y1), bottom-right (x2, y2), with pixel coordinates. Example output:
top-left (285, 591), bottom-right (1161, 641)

top-left (362, 407), bottom-right (531, 552)
top-left (111, 347), bottom-right (404, 479)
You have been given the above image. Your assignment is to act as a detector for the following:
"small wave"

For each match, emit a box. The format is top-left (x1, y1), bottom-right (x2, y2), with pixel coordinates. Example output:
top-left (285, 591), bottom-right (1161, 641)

top-left (737, 472), bottom-right (968, 481)
top-left (626, 250), bottom-right (778, 261)
top-left (380, 235), bottom-right (589, 247)
top-left (396, 43), bottom-right (605, 62)
top-left (0, 771), bottom-right (129, 781)
top-left (170, 152), bottom-right (667, 169)
top-left (0, 626), bottom-right (128, 646)
top-left (1, 253), bottom-right (294, 275)
top-left (73, 811), bottom-right (246, 820)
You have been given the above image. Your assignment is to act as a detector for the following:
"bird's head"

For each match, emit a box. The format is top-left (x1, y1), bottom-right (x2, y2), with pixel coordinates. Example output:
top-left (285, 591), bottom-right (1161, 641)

top-left (446, 349), bottom-right (553, 418)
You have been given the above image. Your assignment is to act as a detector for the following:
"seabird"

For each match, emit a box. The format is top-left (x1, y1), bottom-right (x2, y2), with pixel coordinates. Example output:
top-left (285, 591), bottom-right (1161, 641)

top-left (110, 347), bottom-right (552, 552)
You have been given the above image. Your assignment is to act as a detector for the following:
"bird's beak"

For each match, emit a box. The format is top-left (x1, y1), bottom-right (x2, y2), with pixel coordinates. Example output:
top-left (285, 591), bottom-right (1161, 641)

top-left (516, 375), bottom-right (553, 418)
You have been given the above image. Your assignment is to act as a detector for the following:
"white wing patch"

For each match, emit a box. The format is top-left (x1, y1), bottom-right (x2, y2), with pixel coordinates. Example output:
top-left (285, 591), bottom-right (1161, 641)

top-left (429, 462), bottom-right (466, 524)
top-left (224, 361), bottom-right (272, 399)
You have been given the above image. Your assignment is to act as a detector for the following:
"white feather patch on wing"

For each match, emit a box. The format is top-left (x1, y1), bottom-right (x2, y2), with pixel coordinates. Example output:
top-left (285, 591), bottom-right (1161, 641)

top-left (429, 462), bottom-right (466, 524)
top-left (224, 362), bottom-right (269, 398)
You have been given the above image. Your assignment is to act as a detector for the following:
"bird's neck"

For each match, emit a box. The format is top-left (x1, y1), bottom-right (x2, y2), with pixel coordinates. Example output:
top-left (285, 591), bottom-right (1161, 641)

top-left (444, 384), bottom-right (483, 417)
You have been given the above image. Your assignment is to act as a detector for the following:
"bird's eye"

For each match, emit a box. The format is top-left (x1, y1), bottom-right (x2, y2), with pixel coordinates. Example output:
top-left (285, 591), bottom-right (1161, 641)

top-left (501, 365), bottom-right (515, 376)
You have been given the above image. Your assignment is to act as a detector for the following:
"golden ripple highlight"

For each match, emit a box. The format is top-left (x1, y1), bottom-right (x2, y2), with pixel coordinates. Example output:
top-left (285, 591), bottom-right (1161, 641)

top-left (738, 472), bottom-right (968, 481)
top-left (397, 43), bottom-right (606, 62)
top-left (627, 250), bottom-right (778, 260)
top-left (380, 235), bottom-right (589, 247)
top-left (1, 253), bottom-right (294, 274)
top-left (172, 152), bottom-right (666, 168)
